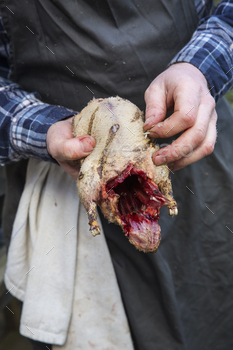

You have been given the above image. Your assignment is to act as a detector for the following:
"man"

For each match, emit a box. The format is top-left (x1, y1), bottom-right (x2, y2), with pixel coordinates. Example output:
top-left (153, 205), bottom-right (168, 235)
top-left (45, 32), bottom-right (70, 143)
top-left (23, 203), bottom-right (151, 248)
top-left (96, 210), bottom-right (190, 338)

top-left (0, 0), bottom-right (233, 349)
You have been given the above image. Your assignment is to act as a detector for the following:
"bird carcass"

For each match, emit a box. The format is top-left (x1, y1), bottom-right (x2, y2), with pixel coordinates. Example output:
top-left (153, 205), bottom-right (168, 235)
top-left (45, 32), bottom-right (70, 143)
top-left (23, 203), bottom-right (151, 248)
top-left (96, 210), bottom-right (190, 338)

top-left (72, 96), bottom-right (178, 253)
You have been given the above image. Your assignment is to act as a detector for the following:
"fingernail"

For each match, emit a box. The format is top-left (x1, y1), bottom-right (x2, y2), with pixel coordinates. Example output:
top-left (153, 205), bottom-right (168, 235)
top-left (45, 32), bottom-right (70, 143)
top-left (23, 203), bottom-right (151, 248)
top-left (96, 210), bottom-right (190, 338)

top-left (80, 136), bottom-right (94, 153)
top-left (144, 116), bottom-right (155, 127)
top-left (154, 155), bottom-right (166, 165)
top-left (150, 130), bottom-right (159, 138)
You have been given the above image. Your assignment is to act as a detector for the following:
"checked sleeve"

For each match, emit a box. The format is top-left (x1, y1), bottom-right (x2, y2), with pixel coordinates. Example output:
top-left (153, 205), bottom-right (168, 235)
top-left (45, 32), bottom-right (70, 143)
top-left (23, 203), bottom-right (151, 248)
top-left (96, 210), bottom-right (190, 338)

top-left (0, 77), bottom-right (76, 164)
top-left (170, 0), bottom-right (233, 101)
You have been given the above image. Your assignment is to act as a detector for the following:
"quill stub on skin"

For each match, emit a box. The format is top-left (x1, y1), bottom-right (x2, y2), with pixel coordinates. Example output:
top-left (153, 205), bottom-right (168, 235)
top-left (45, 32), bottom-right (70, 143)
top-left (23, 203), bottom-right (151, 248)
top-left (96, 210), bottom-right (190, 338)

top-left (72, 96), bottom-right (178, 253)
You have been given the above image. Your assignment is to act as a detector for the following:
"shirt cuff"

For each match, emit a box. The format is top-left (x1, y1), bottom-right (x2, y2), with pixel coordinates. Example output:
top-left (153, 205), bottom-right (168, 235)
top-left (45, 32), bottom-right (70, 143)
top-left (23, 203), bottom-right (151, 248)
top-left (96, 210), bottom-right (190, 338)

top-left (169, 17), bottom-right (233, 101)
top-left (10, 100), bottom-right (76, 163)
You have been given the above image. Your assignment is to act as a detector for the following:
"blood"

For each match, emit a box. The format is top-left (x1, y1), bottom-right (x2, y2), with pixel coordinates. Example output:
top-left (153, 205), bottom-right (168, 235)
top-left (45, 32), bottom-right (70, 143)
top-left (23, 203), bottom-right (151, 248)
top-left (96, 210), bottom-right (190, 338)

top-left (104, 165), bottom-right (169, 238)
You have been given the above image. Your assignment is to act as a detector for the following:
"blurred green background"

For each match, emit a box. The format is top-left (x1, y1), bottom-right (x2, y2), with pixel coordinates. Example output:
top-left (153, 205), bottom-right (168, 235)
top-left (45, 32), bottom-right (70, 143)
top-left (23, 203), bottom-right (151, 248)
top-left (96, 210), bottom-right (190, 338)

top-left (215, 0), bottom-right (233, 108)
top-left (225, 90), bottom-right (233, 109)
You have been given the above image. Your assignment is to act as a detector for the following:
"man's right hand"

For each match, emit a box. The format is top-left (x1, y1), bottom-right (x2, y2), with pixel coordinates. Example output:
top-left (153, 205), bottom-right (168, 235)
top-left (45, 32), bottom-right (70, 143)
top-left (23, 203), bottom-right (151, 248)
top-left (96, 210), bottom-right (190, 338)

top-left (46, 116), bottom-right (96, 179)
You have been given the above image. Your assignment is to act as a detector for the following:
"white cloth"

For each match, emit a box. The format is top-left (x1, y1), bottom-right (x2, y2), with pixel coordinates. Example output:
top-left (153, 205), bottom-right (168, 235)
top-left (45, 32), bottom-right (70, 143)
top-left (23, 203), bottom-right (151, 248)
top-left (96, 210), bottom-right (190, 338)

top-left (4, 158), bottom-right (133, 349)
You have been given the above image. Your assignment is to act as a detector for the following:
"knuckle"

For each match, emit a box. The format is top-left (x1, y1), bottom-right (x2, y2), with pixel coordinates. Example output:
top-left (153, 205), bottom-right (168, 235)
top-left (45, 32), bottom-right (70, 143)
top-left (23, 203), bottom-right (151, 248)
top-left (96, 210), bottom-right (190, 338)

top-left (170, 144), bottom-right (180, 159)
top-left (204, 94), bottom-right (216, 110)
top-left (145, 103), bottom-right (166, 120)
top-left (190, 82), bottom-right (203, 96)
top-left (181, 111), bottom-right (195, 127)
top-left (194, 125), bottom-right (206, 144)
top-left (203, 141), bottom-right (215, 156)
top-left (197, 83), bottom-right (204, 95)
top-left (144, 85), bottom-right (155, 101)
top-left (145, 103), bottom-right (157, 116)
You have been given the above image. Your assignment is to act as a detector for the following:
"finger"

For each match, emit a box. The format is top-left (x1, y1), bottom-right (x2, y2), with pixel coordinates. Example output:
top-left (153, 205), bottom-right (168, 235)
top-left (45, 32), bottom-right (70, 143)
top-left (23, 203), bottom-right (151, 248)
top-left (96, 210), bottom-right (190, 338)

top-left (147, 108), bottom-right (196, 138)
top-left (152, 96), bottom-right (215, 165)
top-left (144, 79), bottom-right (167, 129)
top-left (55, 136), bottom-right (96, 161)
top-left (58, 161), bottom-right (80, 180)
top-left (167, 110), bottom-right (217, 171)
top-left (146, 82), bottom-right (203, 137)
top-left (51, 117), bottom-right (74, 138)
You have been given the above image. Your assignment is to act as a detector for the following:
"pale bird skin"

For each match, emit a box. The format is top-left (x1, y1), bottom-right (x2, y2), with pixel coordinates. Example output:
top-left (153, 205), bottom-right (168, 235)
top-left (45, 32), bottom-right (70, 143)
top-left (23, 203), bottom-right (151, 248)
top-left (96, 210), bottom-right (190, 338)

top-left (73, 96), bottom-right (178, 253)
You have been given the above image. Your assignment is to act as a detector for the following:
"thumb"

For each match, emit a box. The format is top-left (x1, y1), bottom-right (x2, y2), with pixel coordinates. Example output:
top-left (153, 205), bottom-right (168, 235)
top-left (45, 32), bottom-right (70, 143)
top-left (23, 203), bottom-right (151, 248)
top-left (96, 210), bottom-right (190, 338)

top-left (144, 79), bottom-right (167, 131)
top-left (59, 135), bottom-right (96, 161)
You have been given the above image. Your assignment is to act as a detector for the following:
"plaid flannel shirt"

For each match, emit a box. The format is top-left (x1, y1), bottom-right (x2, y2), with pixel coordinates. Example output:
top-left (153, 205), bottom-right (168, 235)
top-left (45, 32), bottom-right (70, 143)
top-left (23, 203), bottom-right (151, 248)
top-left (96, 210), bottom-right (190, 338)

top-left (0, 0), bottom-right (233, 164)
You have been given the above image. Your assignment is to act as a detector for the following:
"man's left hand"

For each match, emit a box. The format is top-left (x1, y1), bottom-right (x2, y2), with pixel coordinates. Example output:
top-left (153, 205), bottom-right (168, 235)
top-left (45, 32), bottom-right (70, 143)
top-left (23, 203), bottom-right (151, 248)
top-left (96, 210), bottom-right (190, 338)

top-left (144, 62), bottom-right (217, 171)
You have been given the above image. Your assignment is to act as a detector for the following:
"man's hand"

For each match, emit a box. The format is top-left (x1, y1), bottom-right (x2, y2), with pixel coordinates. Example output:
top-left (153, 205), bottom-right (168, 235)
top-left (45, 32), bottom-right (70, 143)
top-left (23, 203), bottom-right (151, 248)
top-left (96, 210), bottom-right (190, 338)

top-left (144, 62), bottom-right (217, 171)
top-left (46, 117), bottom-right (96, 179)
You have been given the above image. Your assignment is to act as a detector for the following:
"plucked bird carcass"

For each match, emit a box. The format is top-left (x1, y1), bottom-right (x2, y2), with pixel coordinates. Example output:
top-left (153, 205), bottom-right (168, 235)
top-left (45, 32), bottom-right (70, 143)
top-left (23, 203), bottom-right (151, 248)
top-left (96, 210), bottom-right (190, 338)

top-left (72, 96), bottom-right (178, 253)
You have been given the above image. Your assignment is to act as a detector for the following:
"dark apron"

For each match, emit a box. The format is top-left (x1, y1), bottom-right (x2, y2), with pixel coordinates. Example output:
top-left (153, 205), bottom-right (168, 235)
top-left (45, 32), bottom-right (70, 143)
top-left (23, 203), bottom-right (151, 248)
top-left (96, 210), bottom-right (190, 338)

top-left (1, 1), bottom-right (233, 349)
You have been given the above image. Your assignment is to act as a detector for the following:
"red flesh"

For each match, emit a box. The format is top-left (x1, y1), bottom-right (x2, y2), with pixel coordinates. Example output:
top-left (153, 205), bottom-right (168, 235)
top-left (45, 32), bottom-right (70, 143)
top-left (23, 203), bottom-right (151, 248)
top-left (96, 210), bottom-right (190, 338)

top-left (103, 165), bottom-right (169, 253)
